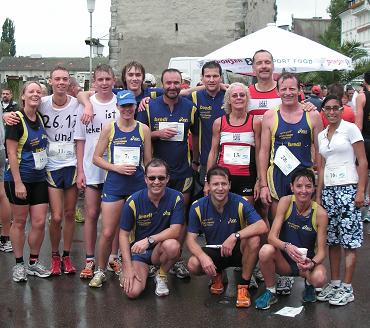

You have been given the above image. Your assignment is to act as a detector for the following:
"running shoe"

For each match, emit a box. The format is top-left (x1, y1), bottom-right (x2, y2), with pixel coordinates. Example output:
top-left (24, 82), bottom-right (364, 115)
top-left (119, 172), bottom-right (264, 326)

top-left (249, 275), bottom-right (259, 289)
top-left (303, 284), bottom-right (317, 303)
top-left (210, 272), bottom-right (224, 295)
top-left (89, 269), bottom-right (107, 288)
top-left (12, 263), bottom-right (27, 282)
top-left (80, 260), bottom-right (95, 279)
top-left (236, 285), bottom-right (251, 308)
top-left (148, 265), bottom-right (158, 278)
top-left (169, 260), bottom-right (190, 279)
top-left (107, 258), bottom-right (121, 275)
top-left (253, 266), bottom-right (264, 282)
top-left (62, 256), bottom-right (76, 274)
top-left (255, 290), bottom-right (278, 310)
top-left (276, 276), bottom-right (294, 295)
top-left (329, 286), bottom-right (354, 306)
top-left (154, 273), bottom-right (169, 296)
top-left (0, 240), bottom-right (13, 252)
top-left (317, 283), bottom-right (340, 302)
top-left (27, 261), bottom-right (52, 278)
top-left (50, 256), bottom-right (62, 276)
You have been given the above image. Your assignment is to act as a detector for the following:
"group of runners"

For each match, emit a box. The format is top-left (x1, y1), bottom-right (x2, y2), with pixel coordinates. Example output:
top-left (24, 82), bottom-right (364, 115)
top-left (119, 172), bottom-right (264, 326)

top-left (0, 49), bottom-right (368, 310)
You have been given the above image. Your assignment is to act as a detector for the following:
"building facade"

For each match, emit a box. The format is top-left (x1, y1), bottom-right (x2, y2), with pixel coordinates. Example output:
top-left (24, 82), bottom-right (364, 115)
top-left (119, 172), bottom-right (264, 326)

top-left (340, 0), bottom-right (370, 50)
top-left (108, 0), bottom-right (276, 78)
top-left (292, 18), bottom-right (331, 43)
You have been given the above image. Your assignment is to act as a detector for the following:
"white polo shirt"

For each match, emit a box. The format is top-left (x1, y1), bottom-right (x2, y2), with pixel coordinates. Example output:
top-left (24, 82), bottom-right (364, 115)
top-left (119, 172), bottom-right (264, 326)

top-left (318, 119), bottom-right (363, 186)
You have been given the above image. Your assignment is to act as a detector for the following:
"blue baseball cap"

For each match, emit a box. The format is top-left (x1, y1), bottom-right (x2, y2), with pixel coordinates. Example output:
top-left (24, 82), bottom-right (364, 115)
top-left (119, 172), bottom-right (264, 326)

top-left (116, 90), bottom-right (136, 106)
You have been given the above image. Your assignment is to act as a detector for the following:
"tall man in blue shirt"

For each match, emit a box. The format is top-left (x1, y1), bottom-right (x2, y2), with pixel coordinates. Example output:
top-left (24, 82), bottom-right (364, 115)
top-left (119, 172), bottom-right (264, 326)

top-left (119, 159), bottom-right (185, 298)
top-left (186, 166), bottom-right (268, 308)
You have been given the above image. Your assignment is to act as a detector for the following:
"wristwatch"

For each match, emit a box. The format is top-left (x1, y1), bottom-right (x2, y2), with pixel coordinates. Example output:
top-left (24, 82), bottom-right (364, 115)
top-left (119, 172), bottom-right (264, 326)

top-left (234, 232), bottom-right (241, 241)
top-left (148, 236), bottom-right (155, 246)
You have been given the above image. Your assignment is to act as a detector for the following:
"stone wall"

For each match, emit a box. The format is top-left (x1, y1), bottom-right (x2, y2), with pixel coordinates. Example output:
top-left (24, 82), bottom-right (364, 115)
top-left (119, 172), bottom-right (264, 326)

top-left (109, 0), bottom-right (276, 78)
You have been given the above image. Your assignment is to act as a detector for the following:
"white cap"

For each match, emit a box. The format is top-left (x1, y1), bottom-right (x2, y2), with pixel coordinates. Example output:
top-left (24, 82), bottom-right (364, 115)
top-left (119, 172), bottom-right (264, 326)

top-left (181, 72), bottom-right (191, 83)
top-left (145, 73), bottom-right (156, 85)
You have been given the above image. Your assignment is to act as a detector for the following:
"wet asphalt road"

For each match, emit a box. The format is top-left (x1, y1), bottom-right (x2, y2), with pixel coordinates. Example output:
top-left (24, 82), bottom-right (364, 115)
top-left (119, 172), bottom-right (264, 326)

top-left (0, 216), bottom-right (369, 328)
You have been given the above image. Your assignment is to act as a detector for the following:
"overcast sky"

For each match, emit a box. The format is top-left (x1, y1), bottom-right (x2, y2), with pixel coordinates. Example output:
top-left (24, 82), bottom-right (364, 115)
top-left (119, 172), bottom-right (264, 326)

top-left (0, 0), bottom-right (331, 58)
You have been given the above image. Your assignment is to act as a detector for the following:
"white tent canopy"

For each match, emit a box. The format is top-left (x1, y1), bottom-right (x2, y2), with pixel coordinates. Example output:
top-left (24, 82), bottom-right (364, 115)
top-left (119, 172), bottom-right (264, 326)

top-left (201, 23), bottom-right (353, 74)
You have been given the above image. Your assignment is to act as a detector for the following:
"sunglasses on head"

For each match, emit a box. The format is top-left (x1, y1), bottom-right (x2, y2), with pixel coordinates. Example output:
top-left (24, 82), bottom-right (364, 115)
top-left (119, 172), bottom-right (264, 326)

top-left (146, 175), bottom-right (167, 181)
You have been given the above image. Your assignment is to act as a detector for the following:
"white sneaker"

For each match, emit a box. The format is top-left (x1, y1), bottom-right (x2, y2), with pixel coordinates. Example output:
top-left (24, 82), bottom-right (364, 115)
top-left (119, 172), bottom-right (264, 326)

top-left (317, 283), bottom-right (340, 301)
top-left (154, 273), bottom-right (169, 296)
top-left (276, 276), bottom-right (294, 295)
top-left (329, 286), bottom-right (355, 306)
top-left (26, 261), bottom-right (51, 278)
top-left (13, 263), bottom-right (27, 282)
top-left (89, 269), bottom-right (107, 288)
top-left (249, 274), bottom-right (259, 289)
top-left (0, 240), bottom-right (13, 252)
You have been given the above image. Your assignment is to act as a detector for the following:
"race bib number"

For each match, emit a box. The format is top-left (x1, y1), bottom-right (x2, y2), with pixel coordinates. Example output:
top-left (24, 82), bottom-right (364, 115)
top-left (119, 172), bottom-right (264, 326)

top-left (158, 122), bottom-right (184, 141)
top-left (114, 146), bottom-right (140, 166)
top-left (33, 150), bottom-right (47, 170)
top-left (223, 145), bottom-right (250, 165)
top-left (274, 145), bottom-right (300, 176)
top-left (48, 142), bottom-right (75, 161)
top-left (325, 165), bottom-right (347, 185)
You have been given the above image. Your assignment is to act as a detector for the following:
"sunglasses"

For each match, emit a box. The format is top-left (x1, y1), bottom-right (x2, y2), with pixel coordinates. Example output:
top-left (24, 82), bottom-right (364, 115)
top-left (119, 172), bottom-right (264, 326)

top-left (146, 175), bottom-right (167, 181)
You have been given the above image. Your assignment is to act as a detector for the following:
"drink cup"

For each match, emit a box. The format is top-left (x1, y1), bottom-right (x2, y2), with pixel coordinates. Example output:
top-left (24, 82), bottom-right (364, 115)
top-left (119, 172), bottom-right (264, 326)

top-left (297, 247), bottom-right (308, 260)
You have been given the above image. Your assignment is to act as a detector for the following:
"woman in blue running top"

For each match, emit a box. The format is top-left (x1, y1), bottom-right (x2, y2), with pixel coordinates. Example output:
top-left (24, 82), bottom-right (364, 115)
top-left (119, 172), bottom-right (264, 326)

top-left (5, 81), bottom-right (51, 282)
top-left (88, 90), bottom-right (152, 288)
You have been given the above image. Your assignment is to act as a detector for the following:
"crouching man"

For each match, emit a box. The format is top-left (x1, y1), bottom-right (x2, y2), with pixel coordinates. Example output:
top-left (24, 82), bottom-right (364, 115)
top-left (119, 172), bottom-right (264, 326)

top-left (255, 168), bottom-right (328, 310)
top-left (186, 166), bottom-right (268, 308)
top-left (119, 159), bottom-right (184, 298)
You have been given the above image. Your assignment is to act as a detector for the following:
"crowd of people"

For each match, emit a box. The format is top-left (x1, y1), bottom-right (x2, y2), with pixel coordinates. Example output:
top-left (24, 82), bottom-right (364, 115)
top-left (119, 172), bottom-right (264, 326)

top-left (0, 49), bottom-right (369, 310)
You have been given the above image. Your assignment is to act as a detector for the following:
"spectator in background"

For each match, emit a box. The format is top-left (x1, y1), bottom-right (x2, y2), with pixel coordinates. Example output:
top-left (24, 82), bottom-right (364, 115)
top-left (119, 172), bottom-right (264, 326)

top-left (298, 83), bottom-right (306, 103)
top-left (345, 85), bottom-right (356, 112)
top-left (306, 85), bottom-right (323, 111)
top-left (144, 73), bottom-right (157, 88)
top-left (68, 77), bottom-right (83, 98)
top-left (321, 85), bottom-right (328, 99)
top-left (320, 84), bottom-right (355, 128)
top-left (1, 87), bottom-right (18, 113)
top-left (181, 73), bottom-right (192, 89)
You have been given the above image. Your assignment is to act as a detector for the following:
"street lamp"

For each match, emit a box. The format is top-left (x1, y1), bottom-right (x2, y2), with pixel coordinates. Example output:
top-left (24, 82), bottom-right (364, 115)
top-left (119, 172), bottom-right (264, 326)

top-left (87, 0), bottom-right (95, 88)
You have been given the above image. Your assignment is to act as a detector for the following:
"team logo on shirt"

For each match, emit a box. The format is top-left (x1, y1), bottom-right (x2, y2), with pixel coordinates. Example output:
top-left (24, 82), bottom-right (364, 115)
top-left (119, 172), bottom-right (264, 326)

top-left (179, 117), bottom-right (189, 123)
top-left (302, 225), bottom-right (312, 232)
top-left (163, 210), bottom-right (171, 216)
top-left (298, 129), bottom-right (308, 134)
top-left (130, 136), bottom-right (141, 141)
top-left (228, 218), bottom-right (237, 224)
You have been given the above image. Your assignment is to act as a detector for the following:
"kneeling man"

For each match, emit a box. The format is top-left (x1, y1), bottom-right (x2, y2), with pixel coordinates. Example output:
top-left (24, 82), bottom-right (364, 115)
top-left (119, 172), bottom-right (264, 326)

top-left (119, 159), bottom-right (184, 298)
top-left (255, 168), bottom-right (328, 310)
top-left (186, 166), bottom-right (268, 308)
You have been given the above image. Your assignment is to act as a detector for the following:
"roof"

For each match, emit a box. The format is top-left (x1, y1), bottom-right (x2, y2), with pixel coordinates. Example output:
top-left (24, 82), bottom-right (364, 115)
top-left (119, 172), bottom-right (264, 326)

top-left (0, 56), bottom-right (109, 72)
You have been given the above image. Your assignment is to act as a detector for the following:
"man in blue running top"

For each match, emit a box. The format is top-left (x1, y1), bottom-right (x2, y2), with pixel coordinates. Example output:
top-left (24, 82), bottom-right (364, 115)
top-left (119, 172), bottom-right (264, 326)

top-left (119, 159), bottom-right (184, 298)
top-left (186, 166), bottom-right (267, 308)
top-left (189, 61), bottom-right (226, 184)
top-left (255, 168), bottom-right (327, 310)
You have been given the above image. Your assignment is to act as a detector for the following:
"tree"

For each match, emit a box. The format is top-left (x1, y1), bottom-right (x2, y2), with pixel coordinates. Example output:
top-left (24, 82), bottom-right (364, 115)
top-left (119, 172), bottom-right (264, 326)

top-left (0, 18), bottom-right (16, 57)
top-left (300, 0), bottom-right (370, 86)
top-left (320, 0), bottom-right (347, 49)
